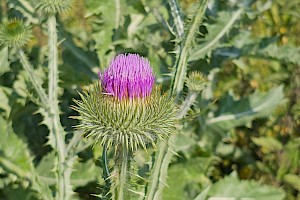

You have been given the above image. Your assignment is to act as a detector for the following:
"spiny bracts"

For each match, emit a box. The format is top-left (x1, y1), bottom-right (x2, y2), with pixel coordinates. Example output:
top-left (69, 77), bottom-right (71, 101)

top-left (72, 54), bottom-right (176, 152)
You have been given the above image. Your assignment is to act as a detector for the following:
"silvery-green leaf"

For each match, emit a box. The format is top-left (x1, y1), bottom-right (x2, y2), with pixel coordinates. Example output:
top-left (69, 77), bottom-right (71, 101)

top-left (206, 86), bottom-right (285, 130)
top-left (0, 47), bottom-right (10, 75)
top-left (208, 172), bottom-right (285, 200)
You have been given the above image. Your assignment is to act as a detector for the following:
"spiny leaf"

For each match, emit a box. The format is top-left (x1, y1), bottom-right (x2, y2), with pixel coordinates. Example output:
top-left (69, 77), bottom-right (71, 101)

top-left (0, 116), bottom-right (52, 200)
top-left (208, 172), bottom-right (285, 200)
top-left (189, 9), bottom-right (243, 61)
top-left (206, 85), bottom-right (285, 130)
top-left (283, 174), bottom-right (300, 191)
top-left (0, 47), bottom-right (10, 75)
top-left (252, 137), bottom-right (283, 153)
top-left (0, 86), bottom-right (12, 118)
top-left (0, 116), bottom-right (33, 177)
top-left (171, 0), bottom-right (209, 95)
top-left (37, 152), bottom-right (102, 188)
top-left (234, 33), bottom-right (300, 65)
top-left (193, 186), bottom-right (210, 200)
top-left (163, 157), bottom-right (214, 200)
top-left (7, 0), bottom-right (38, 24)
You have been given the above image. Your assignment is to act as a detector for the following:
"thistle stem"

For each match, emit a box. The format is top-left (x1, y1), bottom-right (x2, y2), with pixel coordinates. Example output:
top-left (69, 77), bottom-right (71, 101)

top-left (171, 0), bottom-right (210, 97)
top-left (113, 146), bottom-right (130, 200)
top-left (17, 49), bottom-right (48, 107)
top-left (168, 0), bottom-right (184, 39)
top-left (144, 140), bottom-right (168, 200)
top-left (148, 91), bottom-right (199, 198)
top-left (118, 151), bottom-right (128, 200)
top-left (145, 1), bottom-right (209, 199)
top-left (177, 91), bottom-right (199, 119)
top-left (47, 14), bottom-right (69, 200)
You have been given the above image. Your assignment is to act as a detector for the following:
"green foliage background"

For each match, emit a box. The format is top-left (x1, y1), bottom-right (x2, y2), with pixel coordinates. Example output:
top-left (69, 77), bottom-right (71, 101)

top-left (0, 0), bottom-right (299, 199)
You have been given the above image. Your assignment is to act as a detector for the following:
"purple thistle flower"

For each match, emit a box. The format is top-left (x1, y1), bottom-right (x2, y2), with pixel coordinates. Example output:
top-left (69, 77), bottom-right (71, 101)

top-left (99, 54), bottom-right (155, 99)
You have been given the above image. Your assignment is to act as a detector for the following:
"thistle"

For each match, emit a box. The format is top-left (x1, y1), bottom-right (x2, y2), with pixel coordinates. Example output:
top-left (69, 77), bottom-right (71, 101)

top-left (72, 54), bottom-right (176, 199)
top-left (0, 19), bottom-right (31, 48)
top-left (186, 71), bottom-right (208, 92)
top-left (35, 0), bottom-right (72, 14)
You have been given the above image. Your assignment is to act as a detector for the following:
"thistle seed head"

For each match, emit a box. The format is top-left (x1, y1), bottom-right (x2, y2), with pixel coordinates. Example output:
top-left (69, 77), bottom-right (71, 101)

top-left (0, 19), bottom-right (31, 48)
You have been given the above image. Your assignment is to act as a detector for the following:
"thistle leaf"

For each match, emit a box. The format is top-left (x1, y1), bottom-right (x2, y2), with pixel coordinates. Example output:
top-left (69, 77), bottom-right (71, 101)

top-left (0, 116), bottom-right (53, 200)
top-left (206, 85), bottom-right (285, 130)
top-left (208, 172), bottom-right (285, 200)
top-left (283, 174), bottom-right (300, 191)
top-left (189, 9), bottom-right (243, 61)
top-left (0, 47), bottom-right (10, 75)
top-left (252, 137), bottom-right (283, 153)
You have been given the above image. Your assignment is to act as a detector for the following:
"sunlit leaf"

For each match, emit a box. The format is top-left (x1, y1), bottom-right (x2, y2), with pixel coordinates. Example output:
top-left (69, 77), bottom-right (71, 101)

top-left (252, 137), bottom-right (283, 153)
top-left (206, 86), bottom-right (285, 130)
top-left (0, 47), bottom-right (10, 75)
top-left (163, 157), bottom-right (213, 200)
top-left (208, 172), bottom-right (285, 200)
top-left (283, 174), bottom-right (300, 191)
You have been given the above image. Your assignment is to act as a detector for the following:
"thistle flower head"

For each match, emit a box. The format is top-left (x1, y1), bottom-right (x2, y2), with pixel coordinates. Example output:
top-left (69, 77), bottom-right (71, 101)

top-left (0, 19), bottom-right (31, 48)
top-left (100, 54), bottom-right (155, 99)
top-left (73, 54), bottom-right (176, 153)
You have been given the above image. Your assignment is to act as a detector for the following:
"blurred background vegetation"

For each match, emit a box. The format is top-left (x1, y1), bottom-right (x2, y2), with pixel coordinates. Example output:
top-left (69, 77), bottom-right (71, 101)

top-left (0, 0), bottom-right (299, 199)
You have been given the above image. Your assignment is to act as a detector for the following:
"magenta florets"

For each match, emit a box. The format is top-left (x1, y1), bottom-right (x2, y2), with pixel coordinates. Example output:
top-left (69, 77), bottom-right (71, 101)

top-left (99, 54), bottom-right (155, 99)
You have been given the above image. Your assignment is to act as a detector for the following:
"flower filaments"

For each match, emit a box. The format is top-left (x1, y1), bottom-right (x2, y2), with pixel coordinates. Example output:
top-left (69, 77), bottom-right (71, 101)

top-left (73, 54), bottom-right (176, 153)
top-left (0, 19), bottom-right (31, 48)
top-left (100, 54), bottom-right (155, 99)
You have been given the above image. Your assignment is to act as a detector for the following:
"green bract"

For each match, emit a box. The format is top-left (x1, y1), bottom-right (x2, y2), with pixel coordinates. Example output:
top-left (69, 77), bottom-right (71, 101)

top-left (72, 83), bottom-right (177, 152)
top-left (0, 19), bottom-right (31, 48)
top-left (186, 71), bottom-right (208, 92)
top-left (35, 0), bottom-right (72, 14)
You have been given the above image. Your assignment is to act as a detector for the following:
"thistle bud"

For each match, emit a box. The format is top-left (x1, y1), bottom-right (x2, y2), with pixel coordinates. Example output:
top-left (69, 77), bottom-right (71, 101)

top-left (35, 0), bottom-right (72, 15)
top-left (186, 71), bottom-right (207, 92)
top-left (0, 19), bottom-right (31, 48)
top-left (72, 54), bottom-right (176, 153)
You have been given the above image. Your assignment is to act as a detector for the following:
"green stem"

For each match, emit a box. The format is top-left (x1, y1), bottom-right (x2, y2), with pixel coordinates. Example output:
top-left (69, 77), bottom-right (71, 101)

top-left (177, 91), bottom-right (199, 118)
top-left (152, 91), bottom-right (200, 198)
top-left (47, 14), bottom-right (69, 200)
top-left (113, 146), bottom-right (130, 200)
top-left (103, 143), bottom-right (111, 185)
top-left (145, 1), bottom-right (209, 199)
top-left (171, 0), bottom-right (210, 96)
top-left (168, 0), bottom-right (184, 39)
top-left (119, 151), bottom-right (128, 200)
top-left (144, 140), bottom-right (168, 200)
top-left (48, 15), bottom-right (59, 109)
top-left (17, 49), bottom-right (48, 107)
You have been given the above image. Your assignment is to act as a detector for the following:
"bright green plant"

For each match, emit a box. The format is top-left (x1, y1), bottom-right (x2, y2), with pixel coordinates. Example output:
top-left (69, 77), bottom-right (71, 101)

top-left (0, 0), bottom-right (299, 199)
